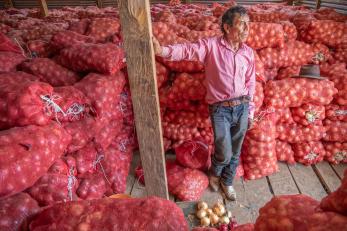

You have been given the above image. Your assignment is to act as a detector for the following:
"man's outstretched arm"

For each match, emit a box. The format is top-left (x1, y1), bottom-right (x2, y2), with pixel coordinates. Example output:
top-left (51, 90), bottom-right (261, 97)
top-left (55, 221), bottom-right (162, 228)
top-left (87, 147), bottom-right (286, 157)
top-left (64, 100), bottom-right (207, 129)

top-left (153, 36), bottom-right (208, 63)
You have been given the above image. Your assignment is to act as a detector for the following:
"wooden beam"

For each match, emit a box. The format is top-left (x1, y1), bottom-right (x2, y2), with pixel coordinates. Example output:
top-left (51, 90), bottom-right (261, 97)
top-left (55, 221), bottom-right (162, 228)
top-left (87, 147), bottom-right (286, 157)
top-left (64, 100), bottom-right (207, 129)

top-left (96, 0), bottom-right (103, 8)
top-left (313, 162), bottom-right (341, 194)
top-left (288, 164), bottom-right (327, 200)
top-left (267, 163), bottom-right (300, 195)
top-left (4, 0), bottom-right (14, 8)
top-left (118, 0), bottom-right (169, 199)
top-left (242, 177), bottom-right (273, 223)
top-left (330, 163), bottom-right (347, 180)
top-left (316, 0), bottom-right (322, 9)
top-left (38, 0), bottom-right (49, 17)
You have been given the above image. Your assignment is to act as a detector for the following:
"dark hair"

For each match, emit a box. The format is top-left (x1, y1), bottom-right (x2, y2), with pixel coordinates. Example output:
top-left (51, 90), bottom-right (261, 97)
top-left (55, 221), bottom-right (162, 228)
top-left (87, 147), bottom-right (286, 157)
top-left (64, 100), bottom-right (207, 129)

top-left (221, 6), bottom-right (248, 34)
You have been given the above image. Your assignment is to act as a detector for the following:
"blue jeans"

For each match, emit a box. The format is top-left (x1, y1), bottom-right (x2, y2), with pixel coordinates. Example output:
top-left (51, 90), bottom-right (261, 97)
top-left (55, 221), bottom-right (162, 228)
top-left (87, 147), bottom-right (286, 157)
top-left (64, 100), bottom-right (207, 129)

top-left (209, 102), bottom-right (249, 186)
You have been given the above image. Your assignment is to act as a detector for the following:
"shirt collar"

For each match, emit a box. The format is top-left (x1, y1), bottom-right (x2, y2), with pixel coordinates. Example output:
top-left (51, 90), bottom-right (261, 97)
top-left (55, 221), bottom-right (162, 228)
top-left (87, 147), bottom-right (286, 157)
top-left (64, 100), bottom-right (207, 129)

top-left (219, 36), bottom-right (246, 54)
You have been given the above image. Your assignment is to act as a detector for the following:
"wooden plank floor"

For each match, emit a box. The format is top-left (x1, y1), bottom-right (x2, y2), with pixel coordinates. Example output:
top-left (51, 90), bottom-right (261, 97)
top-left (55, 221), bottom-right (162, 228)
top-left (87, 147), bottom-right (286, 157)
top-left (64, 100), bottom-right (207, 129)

top-left (126, 154), bottom-right (346, 228)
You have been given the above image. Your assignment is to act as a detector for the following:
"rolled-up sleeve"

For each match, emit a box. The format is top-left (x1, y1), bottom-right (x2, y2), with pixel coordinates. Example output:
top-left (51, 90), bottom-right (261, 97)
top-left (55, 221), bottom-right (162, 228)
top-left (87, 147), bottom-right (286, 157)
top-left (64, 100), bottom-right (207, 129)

top-left (160, 39), bottom-right (209, 63)
top-left (245, 50), bottom-right (256, 120)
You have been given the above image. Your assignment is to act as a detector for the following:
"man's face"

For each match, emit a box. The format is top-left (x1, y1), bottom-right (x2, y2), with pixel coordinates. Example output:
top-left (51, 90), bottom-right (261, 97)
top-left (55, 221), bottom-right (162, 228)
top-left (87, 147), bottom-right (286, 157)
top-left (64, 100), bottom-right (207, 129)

top-left (223, 14), bottom-right (250, 43)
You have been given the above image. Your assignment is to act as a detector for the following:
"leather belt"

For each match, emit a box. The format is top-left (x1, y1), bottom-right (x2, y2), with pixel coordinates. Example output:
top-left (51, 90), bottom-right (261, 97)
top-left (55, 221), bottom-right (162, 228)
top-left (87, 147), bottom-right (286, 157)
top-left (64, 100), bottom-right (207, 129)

top-left (215, 96), bottom-right (250, 107)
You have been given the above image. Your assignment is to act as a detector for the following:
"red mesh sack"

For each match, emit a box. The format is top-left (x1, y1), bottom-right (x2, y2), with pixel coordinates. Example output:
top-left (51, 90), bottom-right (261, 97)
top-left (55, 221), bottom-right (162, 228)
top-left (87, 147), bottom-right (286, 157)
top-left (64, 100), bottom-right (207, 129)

top-left (323, 142), bottom-right (347, 164)
top-left (74, 72), bottom-right (126, 119)
top-left (68, 18), bottom-right (91, 35)
top-left (63, 116), bottom-right (108, 153)
top-left (183, 30), bottom-right (222, 43)
top-left (320, 169), bottom-right (347, 215)
top-left (28, 173), bottom-right (79, 206)
top-left (136, 161), bottom-right (208, 201)
top-left (276, 66), bottom-right (300, 80)
top-left (0, 32), bottom-right (22, 54)
top-left (156, 61), bottom-right (169, 88)
top-left (51, 30), bottom-right (95, 49)
top-left (246, 22), bottom-right (284, 49)
top-left (53, 86), bottom-right (90, 122)
top-left (234, 224), bottom-right (254, 231)
top-left (311, 43), bottom-right (332, 64)
top-left (163, 110), bottom-right (210, 129)
top-left (77, 172), bottom-right (107, 200)
top-left (29, 197), bottom-right (189, 231)
top-left (276, 140), bottom-right (295, 164)
top-left (86, 18), bottom-right (121, 42)
top-left (291, 103), bottom-right (326, 126)
top-left (154, 10), bottom-right (177, 24)
top-left (264, 78), bottom-right (337, 108)
top-left (117, 86), bottom-right (135, 126)
top-left (0, 123), bottom-right (71, 199)
top-left (0, 77), bottom-right (55, 129)
top-left (305, 211), bottom-right (347, 231)
top-left (274, 108), bottom-right (294, 124)
top-left (323, 119), bottom-right (347, 142)
top-left (168, 72), bottom-right (206, 101)
top-left (158, 57), bottom-right (205, 73)
top-left (254, 194), bottom-right (320, 231)
top-left (71, 141), bottom-right (101, 175)
top-left (292, 141), bottom-right (325, 165)
top-left (0, 193), bottom-right (40, 231)
top-left (279, 21), bottom-right (297, 41)
top-left (57, 43), bottom-right (125, 75)
top-left (167, 161), bottom-right (208, 201)
top-left (264, 68), bottom-right (278, 81)
top-left (192, 228), bottom-right (218, 231)
top-left (255, 53), bottom-right (266, 82)
top-left (0, 51), bottom-right (26, 73)
top-left (325, 104), bottom-right (347, 122)
top-left (153, 22), bottom-right (188, 46)
top-left (27, 40), bottom-right (54, 58)
top-left (21, 58), bottom-right (80, 87)
top-left (175, 139), bottom-right (211, 170)
top-left (162, 122), bottom-right (200, 142)
top-left (277, 122), bottom-right (326, 143)
top-left (258, 41), bottom-right (314, 69)
top-left (242, 138), bottom-right (278, 180)
top-left (103, 141), bottom-right (133, 194)
top-left (300, 20), bottom-right (347, 48)
top-left (0, 24), bottom-right (11, 34)
top-left (248, 112), bottom-right (277, 142)
top-left (333, 48), bottom-right (347, 64)
top-left (314, 7), bottom-right (347, 22)
top-left (254, 82), bottom-right (264, 112)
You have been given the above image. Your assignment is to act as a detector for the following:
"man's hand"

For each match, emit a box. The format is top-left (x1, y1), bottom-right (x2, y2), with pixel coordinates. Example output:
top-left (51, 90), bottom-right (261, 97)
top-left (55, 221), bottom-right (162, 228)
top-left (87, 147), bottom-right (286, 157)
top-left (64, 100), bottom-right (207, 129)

top-left (152, 36), bottom-right (162, 56)
top-left (247, 118), bottom-right (254, 130)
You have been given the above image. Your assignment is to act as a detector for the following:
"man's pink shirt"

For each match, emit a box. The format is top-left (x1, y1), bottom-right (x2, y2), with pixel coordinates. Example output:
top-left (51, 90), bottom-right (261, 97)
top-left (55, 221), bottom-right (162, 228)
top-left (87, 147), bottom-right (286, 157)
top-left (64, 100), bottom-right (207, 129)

top-left (161, 36), bottom-right (256, 119)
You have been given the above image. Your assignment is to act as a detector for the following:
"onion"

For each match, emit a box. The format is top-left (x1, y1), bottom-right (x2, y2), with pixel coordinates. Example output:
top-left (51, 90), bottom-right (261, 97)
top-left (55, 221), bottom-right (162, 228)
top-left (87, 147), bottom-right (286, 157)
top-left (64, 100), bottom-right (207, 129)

top-left (200, 217), bottom-right (211, 227)
top-left (196, 209), bottom-right (207, 219)
top-left (197, 201), bottom-right (208, 210)
top-left (212, 202), bottom-right (225, 217)
top-left (220, 216), bottom-right (230, 224)
top-left (209, 213), bottom-right (219, 225)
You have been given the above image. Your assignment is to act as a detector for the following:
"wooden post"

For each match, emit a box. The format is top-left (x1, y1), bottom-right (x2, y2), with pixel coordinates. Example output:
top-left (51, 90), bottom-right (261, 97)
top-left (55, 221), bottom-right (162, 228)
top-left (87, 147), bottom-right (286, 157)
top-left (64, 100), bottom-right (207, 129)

top-left (118, 0), bottom-right (169, 199)
top-left (96, 0), bottom-right (103, 8)
top-left (38, 0), bottom-right (49, 17)
top-left (316, 0), bottom-right (322, 9)
top-left (4, 0), bottom-right (14, 8)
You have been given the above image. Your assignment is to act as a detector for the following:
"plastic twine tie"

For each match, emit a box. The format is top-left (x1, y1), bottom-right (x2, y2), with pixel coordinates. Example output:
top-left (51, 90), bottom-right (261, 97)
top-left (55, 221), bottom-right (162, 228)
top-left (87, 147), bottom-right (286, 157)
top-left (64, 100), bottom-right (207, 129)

top-left (92, 145), bottom-right (111, 186)
top-left (66, 103), bottom-right (85, 121)
top-left (67, 167), bottom-right (77, 201)
top-left (41, 94), bottom-right (66, 124)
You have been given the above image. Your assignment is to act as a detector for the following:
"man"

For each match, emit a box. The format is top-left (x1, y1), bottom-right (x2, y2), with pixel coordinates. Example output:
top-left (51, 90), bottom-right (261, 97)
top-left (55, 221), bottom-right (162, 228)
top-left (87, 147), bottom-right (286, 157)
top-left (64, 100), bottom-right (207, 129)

top-left (153, 6), bottom-right (255, 201)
